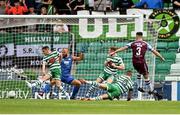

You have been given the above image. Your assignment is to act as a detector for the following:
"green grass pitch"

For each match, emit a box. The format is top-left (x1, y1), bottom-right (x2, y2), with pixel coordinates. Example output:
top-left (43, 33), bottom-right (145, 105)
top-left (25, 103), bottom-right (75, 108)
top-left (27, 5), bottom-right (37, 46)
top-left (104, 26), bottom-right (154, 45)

top-left (0, 99), bottom-right (180, 114)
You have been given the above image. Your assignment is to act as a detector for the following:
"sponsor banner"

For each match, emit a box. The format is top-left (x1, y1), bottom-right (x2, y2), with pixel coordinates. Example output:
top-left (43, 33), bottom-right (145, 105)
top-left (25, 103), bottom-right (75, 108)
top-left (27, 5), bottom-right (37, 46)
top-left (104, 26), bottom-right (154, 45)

top-left (53, 44), bottom-right (69, 52)
top-left (0, 43), bottom-right (14, 57)
top-left (16, 44), bottom-right (50, 57)
top-left (78, 10), bottom-right (180, 39)
top-left (15, 33), bottom-right (71, 45)
top-left (16, 44), bottom-right (69, 57)
top-left (14, 57), bottom-right (43, 67)
top-left (0, 59), bottom-right (13, 67)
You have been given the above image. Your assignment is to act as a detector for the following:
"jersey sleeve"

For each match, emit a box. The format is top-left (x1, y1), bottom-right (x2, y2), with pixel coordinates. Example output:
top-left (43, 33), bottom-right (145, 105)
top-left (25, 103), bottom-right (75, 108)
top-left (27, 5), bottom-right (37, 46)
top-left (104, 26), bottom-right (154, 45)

top-left (54, 50), bottom-right (60, 56)
top-left (126, 42), bottom-right (133, 49)
top-left (118, 57), bottom-right (124, 66)
top-left (147, 43), bottom-right (154, 51)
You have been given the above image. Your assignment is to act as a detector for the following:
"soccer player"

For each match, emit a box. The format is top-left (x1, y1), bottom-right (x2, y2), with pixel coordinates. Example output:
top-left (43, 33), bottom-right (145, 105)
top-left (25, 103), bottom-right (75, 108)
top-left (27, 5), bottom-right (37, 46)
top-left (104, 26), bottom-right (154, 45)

top-left (111, 32), bottom-right (165, 100)
top-left (82, 70), bottom-right (133, 101)
top-left (61, 48), bottom-right (84, 99)
top-left (85, 47), bottom-right (125, 98)
top-left (26, 46), bottom-right (69, 99)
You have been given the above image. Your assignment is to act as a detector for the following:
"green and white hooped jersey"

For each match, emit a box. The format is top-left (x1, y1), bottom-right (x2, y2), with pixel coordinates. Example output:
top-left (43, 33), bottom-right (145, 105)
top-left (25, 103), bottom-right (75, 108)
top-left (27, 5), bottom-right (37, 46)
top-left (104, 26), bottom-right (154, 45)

top-left (104, 54), bottom-right (124, 75)
top-left (114, 75), bottom-right (134, 94)
top-left (42, 51), bottom-right (60, 71)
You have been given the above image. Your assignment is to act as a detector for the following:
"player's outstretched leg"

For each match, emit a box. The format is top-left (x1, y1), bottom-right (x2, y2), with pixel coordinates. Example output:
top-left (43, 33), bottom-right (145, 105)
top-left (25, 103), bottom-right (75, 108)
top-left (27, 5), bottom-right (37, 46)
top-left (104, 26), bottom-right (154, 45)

top-left (144, 74), bottom-right (162, 100)
top-left (70, 79), bottom-right (81, 99)
top-left (85, 85), bottom-right (97, 98)
top-left (25, 75), bottom-right (50, 88)
top-left (54, 79), bottom-right (70, 100)
top-left (82, 84), bottom-right (109, 101)
top-left (85, 78), bottom-right (103, 98)
top-left (59, 86), bottom-right (70, 100)
top-left (91, 94), bottom-right (109, 101)
top-left (25, 79), bottom-right (43, 88)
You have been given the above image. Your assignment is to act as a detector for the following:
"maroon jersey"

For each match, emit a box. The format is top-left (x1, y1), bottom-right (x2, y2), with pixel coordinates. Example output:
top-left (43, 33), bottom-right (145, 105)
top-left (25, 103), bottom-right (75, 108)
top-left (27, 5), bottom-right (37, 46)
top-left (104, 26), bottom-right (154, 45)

top-left (126, 40), bottom-right (153, 63)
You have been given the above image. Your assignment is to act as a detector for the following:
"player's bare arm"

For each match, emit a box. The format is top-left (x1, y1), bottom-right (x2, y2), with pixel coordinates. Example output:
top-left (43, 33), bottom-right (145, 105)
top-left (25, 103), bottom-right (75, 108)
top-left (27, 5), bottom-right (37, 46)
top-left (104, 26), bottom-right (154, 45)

top-left (58, 52), bottom-right (63, 62)
top-left (127, 88), bottom-right (133, 101)
top-left (111, 46), bottom-right (128, 55)
top-left (72, 52), bottom-right (84, 61)
top-left (104, 60), bottom-right (109, 66)
top-left (109, 63), bottom-right (125, 70)
top-left (152, 50), bottom-right (165, 61)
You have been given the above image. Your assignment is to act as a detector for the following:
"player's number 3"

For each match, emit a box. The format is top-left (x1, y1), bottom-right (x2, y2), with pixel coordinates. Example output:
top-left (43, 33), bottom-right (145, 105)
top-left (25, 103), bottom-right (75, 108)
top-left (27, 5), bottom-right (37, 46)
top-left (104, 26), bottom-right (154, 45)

top-left (136, 47), bottom-right (141, 56)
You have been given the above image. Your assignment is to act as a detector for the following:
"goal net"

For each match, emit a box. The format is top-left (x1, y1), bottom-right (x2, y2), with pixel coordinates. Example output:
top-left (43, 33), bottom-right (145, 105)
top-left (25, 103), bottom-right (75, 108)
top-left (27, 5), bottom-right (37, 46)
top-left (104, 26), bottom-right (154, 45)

top-left (0, 15), bottom-right (158, 100)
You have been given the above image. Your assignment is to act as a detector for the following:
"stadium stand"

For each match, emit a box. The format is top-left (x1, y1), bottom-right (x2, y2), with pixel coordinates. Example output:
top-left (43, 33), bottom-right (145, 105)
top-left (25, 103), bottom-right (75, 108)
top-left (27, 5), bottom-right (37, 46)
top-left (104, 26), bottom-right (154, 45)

top-left (155, 40), bottom-right (179, 82)
top-left (0, 0), bottom-right (177, 15)
top-left (166, 53), bottom-right (180, 81)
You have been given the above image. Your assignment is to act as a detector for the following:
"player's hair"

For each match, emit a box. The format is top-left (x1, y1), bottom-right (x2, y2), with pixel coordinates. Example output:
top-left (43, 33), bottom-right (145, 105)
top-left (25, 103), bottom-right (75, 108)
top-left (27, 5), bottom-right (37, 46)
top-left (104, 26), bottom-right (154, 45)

top-left (126, 70), bottom-right (132, 77)
top-left (110, 46), bottom-right (118, 51)
top-left (42, 46), bottom-right (49, 50)
top-left (136, 32), bottom-right (143, 36)
top-left (63, 48), bottom-right (69, 50)
top-left (126, 70), bottom-right (132, 73)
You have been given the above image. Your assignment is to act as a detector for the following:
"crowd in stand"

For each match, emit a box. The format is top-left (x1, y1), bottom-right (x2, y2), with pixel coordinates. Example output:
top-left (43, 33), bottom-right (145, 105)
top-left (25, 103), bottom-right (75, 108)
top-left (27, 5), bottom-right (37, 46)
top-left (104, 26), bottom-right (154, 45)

top-left (0, 0), bottom-right (179, 15)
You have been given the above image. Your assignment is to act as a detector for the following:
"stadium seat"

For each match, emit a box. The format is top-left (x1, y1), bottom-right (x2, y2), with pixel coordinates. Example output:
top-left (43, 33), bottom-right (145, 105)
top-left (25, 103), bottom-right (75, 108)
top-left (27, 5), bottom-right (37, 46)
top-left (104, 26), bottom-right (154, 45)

top-left (161, 52), bottom-right (176, 61)
top-left (114, 42), bottom-right (128, 47)
top-left (90, 64), bottom-right (103, 70)
top-left (155, 63), bottom-right (171, 74)
top-left (102, 42), bottom-right (115, 48)
top-left (167, 41), bottom-right (179, 49)
top-left (155, 74), bottom-right (166, 82)
top-left (77, 63), bottom-right (91, 70)
top-left (122, 52), bottom-right (132, 59)
top-left (157, 42), bottom-right (168, 50)
top-left (76, 43), bottom-right (89, 53)
top-left (85, 53), bottom-right (97, 60)
top-left (125, 63), bottom-right (134, 70)
top-left (96, 53), bottom-right (108, 60)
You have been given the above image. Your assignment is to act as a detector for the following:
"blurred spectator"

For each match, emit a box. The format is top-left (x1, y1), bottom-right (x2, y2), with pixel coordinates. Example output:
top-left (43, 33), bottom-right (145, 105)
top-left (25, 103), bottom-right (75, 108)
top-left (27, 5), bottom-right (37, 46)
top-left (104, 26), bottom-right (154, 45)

top-left (28, 7), bottom-right (36, 14)
top-left (86, 0), bottom-right (94, 11)
top-left (95, 0), bottom-right (111, 11)
top-left (5, 0), bottom-right (28, 15)
top-left (119, 0), bottom-right (134, 14)
top-left (68, 0), bottom-right (85, 13)
top-left (24, 0), bottom-right (35, 9)
top-left (40, 6), bottom-right (47, 15)
top-left (74, 0), bottom-right (85, 10)
top-left (173, 0), bottom-right (180, 9)
top-left (53, 23), bottom-right (69, 33)
top-left (0, 0), bottom-right (6, 14)
top-left (132, 0), bottom-right (163, 9)
top-left (43, 0), bottom-right (70, 14)
top-left (35, 0), bottom-right (43, 9)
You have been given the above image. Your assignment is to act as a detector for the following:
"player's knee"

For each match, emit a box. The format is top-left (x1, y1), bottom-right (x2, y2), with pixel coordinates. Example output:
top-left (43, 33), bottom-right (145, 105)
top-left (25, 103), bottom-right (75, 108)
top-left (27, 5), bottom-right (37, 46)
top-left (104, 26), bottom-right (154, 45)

top-left (96, 78), bottom-right (103, 83)
top-left (72, 80), bottom-right (81, 87)
top-left (76, 80), bottom-right (81, 87)
top-left (143, 73), bottom-right (149, 79)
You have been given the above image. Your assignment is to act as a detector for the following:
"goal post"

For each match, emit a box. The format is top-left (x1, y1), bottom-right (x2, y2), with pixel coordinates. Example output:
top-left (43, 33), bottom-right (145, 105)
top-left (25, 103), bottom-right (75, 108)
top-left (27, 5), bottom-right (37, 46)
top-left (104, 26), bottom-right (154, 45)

top-left (0, 15), bottom-right (158, 100)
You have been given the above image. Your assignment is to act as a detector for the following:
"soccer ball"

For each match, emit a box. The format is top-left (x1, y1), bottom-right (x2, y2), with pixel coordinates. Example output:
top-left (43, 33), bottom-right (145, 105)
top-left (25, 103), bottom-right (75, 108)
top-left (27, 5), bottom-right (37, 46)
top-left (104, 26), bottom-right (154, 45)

top-left (8, 90), bottom-right (16, 98)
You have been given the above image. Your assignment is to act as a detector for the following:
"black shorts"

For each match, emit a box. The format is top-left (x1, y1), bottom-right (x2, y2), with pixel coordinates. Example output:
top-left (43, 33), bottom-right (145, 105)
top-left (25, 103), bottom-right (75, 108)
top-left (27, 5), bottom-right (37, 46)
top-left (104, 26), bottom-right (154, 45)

top-left (133, 61), bottom-right (148, 75)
